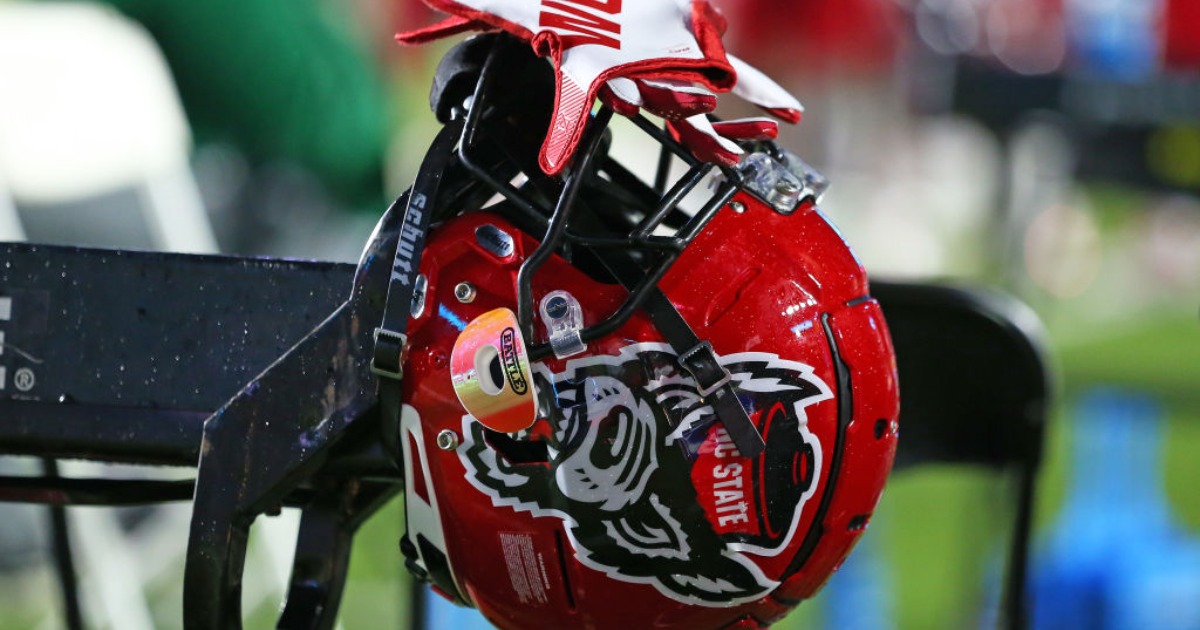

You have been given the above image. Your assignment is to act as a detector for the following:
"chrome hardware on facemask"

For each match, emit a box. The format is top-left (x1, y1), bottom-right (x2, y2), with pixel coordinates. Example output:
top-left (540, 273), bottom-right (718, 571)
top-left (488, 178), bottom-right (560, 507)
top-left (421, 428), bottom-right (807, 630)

top-left (539, 290), bottom-right (587, 359)
top-left (739, 150), bottom-right (829, 214)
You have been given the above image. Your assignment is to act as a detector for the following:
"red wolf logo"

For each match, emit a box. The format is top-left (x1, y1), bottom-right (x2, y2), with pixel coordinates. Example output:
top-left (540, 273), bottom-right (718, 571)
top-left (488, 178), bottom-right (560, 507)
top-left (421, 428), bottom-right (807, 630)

top-left (459, 343), bottom-right (831, 605)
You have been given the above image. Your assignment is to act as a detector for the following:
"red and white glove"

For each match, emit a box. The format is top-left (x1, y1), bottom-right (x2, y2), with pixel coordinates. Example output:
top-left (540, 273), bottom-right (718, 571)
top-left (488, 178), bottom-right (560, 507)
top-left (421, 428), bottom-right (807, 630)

top-left (398, 1), bottom-right (805, 171)
top-left (602, 54), bottom-right (804, 166)
top-left (398, 0), bottom-right (736, 174)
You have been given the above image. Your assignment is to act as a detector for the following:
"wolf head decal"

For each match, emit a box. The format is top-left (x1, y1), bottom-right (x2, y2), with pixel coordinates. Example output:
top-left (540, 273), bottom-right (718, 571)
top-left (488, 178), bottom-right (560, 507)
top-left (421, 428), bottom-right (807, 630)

top-left (458, 343), bottom-right (832, 606)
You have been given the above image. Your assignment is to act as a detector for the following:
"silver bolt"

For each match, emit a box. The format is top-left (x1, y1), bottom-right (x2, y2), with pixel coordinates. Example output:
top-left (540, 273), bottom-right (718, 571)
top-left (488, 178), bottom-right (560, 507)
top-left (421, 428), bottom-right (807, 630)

top-left (454, 282), bottom-right (477, 303)
top-left (729, 201), bottom-right (746, 214)
top-left (768, 177), bottom-right (803, 212)
top-left (436, 429), bottom-right (460, 451)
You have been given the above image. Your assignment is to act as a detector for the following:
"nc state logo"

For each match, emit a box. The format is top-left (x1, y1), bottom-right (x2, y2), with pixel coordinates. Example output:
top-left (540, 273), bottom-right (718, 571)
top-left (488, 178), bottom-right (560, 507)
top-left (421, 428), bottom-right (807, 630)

top-left (458, 343), bottom-right (831, 606)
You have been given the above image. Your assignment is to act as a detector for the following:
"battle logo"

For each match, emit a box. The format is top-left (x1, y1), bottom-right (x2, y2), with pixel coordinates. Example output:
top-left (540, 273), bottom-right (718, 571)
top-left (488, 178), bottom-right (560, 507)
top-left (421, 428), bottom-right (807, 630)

top-left (459, 343), bottom-right (831, 606)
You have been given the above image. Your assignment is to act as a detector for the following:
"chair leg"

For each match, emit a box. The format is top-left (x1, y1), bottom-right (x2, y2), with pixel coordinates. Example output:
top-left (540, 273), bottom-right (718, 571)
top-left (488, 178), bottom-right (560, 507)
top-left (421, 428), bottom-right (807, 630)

top-left (43, 458), bottom-right (84, 630)
top-left (1001, 458), bottom-right (1039, 630)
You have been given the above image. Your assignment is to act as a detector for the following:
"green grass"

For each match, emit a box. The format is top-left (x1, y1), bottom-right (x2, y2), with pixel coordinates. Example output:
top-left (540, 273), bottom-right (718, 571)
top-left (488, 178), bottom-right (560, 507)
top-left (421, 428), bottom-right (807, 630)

top-left (338, 499), bottom-right (409, 629)
top-left (1055, 313), bottom-right (1200, 411)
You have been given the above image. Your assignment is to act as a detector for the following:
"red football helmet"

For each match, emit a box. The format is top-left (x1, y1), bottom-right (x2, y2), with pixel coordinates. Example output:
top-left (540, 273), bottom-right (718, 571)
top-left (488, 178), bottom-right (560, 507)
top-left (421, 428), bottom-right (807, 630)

top-left (391, 34), bottom-right (898, 629)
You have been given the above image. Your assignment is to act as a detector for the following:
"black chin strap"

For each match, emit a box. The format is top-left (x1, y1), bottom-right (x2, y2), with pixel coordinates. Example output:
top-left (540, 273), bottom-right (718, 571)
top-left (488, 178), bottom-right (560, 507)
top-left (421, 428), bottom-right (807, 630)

top-left (372, 120), bottom-right (463, 386)
top-left (589, 251), bottom-right (766, 458)
top-left (642, 289), bottom-right (766, 458)
top-left (372, 120), bottom-right (467, 608)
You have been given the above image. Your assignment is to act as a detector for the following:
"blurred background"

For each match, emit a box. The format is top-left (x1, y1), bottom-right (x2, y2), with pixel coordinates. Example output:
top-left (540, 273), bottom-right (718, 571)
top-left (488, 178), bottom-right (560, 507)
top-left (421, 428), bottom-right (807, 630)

top-left (0, 0), bottom-right (1197, 628)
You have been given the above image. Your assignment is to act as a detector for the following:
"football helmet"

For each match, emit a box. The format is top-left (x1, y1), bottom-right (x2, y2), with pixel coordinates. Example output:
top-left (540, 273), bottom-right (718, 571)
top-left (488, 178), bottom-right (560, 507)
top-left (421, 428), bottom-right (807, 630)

top-left (390, 34), bottom-right (898, 629)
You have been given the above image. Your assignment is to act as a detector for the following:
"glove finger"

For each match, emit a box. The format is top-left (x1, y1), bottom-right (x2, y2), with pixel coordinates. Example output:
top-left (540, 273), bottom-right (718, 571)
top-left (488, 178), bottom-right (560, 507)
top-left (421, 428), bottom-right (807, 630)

top-left (637, 79), bottom-right (717, 120)
top-left (668, 114), bottom-right (743, 167)
top-left (728, 54), bottom-right (803, 124)
top-left (395, 15), bottom-right (483, 45)
top-left (540, 67), bottom-right (599, 174)
top-left (600, 78), bottom-right (643, 117)
top-left (425, 0), bottom-right (536, 41)
top-left (691, 0), bottom-right (728, 38)
top-left (712, 117), bottom-right (779, 141)
top-left (688, 0), bottom-right (734, 87)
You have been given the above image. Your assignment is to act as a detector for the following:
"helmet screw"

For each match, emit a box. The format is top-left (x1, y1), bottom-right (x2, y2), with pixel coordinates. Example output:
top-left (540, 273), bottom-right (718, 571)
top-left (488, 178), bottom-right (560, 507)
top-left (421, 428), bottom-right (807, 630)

top-left (729, 201), bottom-right (746, 214)
top-left (436, 429), bottom-right (460, 451)
top-left (454, 282), bottom-right (477, 303)
top-left (769, 177), bottom-right (803, 212)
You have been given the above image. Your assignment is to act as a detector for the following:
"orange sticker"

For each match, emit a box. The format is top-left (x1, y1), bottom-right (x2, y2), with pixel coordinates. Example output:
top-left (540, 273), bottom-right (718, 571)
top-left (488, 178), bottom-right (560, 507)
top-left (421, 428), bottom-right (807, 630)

top-left (450, 308), bottom-right (537, 433)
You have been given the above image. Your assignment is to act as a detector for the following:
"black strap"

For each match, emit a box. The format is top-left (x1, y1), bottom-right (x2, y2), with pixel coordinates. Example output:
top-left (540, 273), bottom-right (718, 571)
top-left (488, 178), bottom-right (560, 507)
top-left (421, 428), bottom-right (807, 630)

top-left (375, 120), bottom-right (461, 463)
top-left (372, 120), bottom-right (463, 381)
top-left (592, 251), bottom-right (766, 458)
top-left (376, 120), bottom-right (469, 606)
top-left (640, 289), bottom-right (765, 458)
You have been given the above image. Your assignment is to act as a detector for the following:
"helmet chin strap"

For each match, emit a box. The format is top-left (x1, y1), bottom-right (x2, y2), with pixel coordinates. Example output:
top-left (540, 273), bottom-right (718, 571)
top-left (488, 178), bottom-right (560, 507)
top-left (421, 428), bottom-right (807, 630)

top-left (592, 251), bottom-right (766, 459)
top-left (370, 119), bottom-right (464, 388)
top-left (371, 120), bottom-right (470, 604)
top-left (649, 292), bottom-right (767, 459)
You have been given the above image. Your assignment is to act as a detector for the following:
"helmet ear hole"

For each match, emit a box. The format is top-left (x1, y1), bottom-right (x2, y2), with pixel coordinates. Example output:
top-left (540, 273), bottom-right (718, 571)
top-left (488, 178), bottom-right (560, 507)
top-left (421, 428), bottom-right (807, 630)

top-left (475, 344), bottom-right (505, 396)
